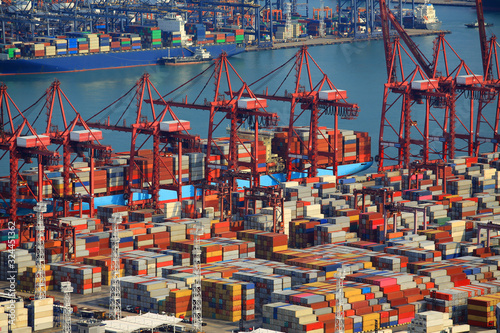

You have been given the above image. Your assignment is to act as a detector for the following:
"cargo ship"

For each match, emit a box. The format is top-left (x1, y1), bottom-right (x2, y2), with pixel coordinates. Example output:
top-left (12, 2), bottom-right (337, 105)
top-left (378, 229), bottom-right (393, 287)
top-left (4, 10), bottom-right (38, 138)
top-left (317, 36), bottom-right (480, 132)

top-left (0, 14), bottom-right (245, 75)
top-left (414, 0), bottom-right (442, 30)
top-left (1, 125), bottom-right (373, 215)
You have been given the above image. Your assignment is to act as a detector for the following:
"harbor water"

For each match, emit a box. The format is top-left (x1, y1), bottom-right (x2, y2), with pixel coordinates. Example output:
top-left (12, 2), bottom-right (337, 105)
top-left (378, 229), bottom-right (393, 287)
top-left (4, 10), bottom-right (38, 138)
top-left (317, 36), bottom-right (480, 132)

top-left (2, 6), bottom-right (500, 174)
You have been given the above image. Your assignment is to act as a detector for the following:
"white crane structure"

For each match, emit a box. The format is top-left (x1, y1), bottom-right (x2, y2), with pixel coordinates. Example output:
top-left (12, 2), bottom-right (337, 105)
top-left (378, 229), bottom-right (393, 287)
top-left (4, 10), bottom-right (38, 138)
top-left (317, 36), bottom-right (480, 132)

top-left (109, 213), bottom-right (122, 320)
top-left (191, 220), bottom-right (203, 333)
top-left (61, 281), bottom-right (73, 333)
top-left (335, 265), bottom-right (348, 333)
top-left (34, 201), bottom-right (47, 300)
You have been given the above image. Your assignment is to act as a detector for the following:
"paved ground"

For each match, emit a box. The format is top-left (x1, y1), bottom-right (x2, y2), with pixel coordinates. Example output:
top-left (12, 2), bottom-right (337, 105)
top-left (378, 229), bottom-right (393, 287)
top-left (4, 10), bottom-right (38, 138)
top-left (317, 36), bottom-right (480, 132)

top-left (245, 29), bottom-right (449, 53)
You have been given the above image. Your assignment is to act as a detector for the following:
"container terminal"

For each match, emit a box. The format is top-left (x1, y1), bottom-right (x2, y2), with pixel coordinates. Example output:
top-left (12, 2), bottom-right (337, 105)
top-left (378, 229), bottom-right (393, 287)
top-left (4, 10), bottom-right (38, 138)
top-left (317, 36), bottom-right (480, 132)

top-left (0, 0), bottom-right (500, 333)
top-left (0, 0), bottom-right (453, 74)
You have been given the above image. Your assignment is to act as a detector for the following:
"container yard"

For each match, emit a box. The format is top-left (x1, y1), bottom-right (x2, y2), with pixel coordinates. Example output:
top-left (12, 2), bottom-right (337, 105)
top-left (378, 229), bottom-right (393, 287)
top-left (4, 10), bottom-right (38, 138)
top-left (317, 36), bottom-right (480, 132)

top-left (1, 0), bottom-right (500, 333)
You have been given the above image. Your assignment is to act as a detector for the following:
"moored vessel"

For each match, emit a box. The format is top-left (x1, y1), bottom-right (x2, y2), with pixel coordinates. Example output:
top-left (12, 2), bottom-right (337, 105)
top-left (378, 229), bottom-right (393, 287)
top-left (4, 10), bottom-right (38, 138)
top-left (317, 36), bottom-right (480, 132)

top-left (161, 47), bottom-right (213, 65)
top-left (414, 0), bottom-right (442, 30)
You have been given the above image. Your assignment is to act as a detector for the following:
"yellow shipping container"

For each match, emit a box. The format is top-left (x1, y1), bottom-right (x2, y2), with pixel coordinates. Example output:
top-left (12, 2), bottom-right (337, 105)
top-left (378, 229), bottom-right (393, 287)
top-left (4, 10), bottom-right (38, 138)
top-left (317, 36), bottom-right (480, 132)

top-left (344, 287), bottom-right (362, 298)
top-left (347, 294), bottom-right (365, 303)
top-left (468, 315), bottom-right (494, 323)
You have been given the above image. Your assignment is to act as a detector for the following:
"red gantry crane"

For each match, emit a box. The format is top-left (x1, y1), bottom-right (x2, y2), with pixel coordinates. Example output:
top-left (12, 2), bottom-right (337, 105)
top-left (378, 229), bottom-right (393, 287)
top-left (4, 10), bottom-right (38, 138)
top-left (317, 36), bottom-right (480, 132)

top-left (248, 45), bottom-right (360, 181)
top-left (27, 80), bottom-right (113, 217)
top-left (152, 53), bottom-right (279, 202)
top-left (0, 84), bottom-right (59, 224)
top-left (87, 73), bottom-right (200, 212)
top-left (377, 0), bottom-right (489, 172)
top-left (474, 0), bottom-right (500, 154)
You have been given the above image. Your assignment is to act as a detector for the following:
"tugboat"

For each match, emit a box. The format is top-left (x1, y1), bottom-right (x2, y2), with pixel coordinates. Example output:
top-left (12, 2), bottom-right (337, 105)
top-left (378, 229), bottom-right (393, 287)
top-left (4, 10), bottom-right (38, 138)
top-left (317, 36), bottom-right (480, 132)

top-left (465, 21), bottom-right (494, 28)
top-left (414, 0), bottom-right (442, 30)
top-left (161, 47), bottom-right (212, 65)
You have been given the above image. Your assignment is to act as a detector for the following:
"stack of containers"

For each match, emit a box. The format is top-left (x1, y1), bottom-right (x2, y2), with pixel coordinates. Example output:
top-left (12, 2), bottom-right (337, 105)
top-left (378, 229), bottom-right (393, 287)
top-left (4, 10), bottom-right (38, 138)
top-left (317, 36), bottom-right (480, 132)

top-left (234, 29), bottom-right (244, 43)
top-left (342, 130), bottom-right (357, 162)
top-left (215, 33), bottom-right (226, 43)
top-left (289, 219), bottom-right (320, 248)
top-left (187, 152), bottom-right (205, 181)
top-left (356, 131), bottom-right (371, 163)
top-left (119, 37), bottom-right (131, 50)
top-left (164, 288), bottom-right (192, 317)
top-left (18, 265), bottom-right (53, 292)
top-left (2, 301), bottom-right (27, 331)
top-left (173, 155), bottom-right (189, 182)
top-left (468, 291), bottom-right (500, 328)
top-left (73, 169), bottom-right (107, 196)
top-left (84, 256), bottom-right (125, 285)
top-left (232, 271), bottom-right (291, 306)
top-left (409, 311), bottom-right (456, 333)
top-left (45, 45), bottom-right (56, 56)
top-left (237, 230), bottom-right (288, 260)
top-left (110, 38), bottom-right (121, 51)
top-left (449, 200), bottom-right (478, 220)
top-left (105, 165), bottom-right (127, 193)
top-left (50, 262), bottom-right (102, 294)
top-left (0, 248), bottom-right (35, 280)
top-left (145, 27), bottom-right (162, 48)
top-left (262, 302), bottom-right (323, 333)
top-left (120, 275), bottom-right (184, 313)
top-left (87, 34), bottom-right (99, 53)
top-left (67, 38), bottom-right (78, 54)
top-left (28, 298), bottom-right (53, 331)
top-left (121, 250), bottom-right (174, 277)
top-left (78, 37), bottom-right (89, 53)
top-left (130, 35), bottom-right (142, 49)
top-left (99, 34), bottom-right (110, 52)
top-left (171, 31), bottom-right (182, 46)
top-left (52, 38), bottom-right (67, 55)
top-left (97, 204), bottom-right (128, 223)
top-left (225, 32), bottom-right (235, 43)
top-left (202, 278), bottom-right (255, 321)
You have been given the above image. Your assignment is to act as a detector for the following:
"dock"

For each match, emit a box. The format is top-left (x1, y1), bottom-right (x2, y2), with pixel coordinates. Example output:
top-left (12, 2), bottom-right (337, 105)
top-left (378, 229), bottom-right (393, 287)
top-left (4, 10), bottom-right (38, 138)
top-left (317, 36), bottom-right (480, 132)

top-left (391, 0), bottom-right (475, 6)
top-left (245, 29), bottom-right (450, 52)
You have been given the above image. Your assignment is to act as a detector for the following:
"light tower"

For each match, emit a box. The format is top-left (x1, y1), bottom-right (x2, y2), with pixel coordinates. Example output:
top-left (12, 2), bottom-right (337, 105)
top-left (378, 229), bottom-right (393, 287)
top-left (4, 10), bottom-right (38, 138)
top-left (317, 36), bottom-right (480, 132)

top-left (335, 265), bottom-right (348, 333)
top-left (61, 281), bottom-right (73, 333)
top-left (34, 201), bottom-right (47, 300)
top-left (109, 213), bottom-right (122, 320)
top-left (191, 220), bottom-right (203, 333)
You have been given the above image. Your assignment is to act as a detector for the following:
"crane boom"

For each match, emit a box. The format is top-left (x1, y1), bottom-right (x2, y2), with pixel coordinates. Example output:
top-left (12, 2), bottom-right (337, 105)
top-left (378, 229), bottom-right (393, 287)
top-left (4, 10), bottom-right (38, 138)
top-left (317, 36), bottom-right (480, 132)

top-left (475, 0), bottom-right (491, 79)
top-left (379, 0), bottom-right (434, 78)
top-left (379, 0), bottom-right (394, 81)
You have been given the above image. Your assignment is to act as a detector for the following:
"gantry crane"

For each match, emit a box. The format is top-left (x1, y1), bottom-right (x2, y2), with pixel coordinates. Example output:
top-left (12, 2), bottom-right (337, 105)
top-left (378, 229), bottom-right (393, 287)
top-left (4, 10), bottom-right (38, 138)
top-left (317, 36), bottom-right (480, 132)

top-left (377, 0), bottom-right (489, 172)
top-left (473, 0), bottom-right (500, 154)
top-left (87, 73), bottom-right (200, 211)
top-left (353, 187), bottom-right (394, 240)
top-left (0, 84), bottom-right (57, 223)
top-left (152, 53), bottom-right (279, 195)
top-left (243, 185), bottom-right (284, 233)
top-left (247, 46), bottom-right (359, 180)
top-left (26, 80), bottom-right (113, 218)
